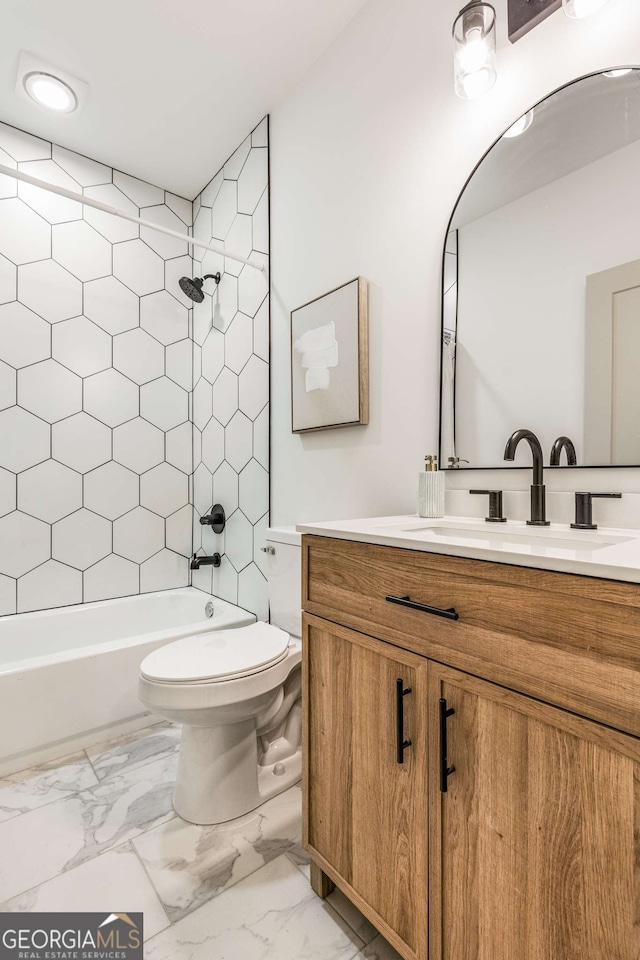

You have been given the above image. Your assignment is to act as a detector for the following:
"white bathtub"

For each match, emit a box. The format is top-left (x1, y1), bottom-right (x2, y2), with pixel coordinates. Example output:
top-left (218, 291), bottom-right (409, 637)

top-left (0, 588), bottom-right (256, 775)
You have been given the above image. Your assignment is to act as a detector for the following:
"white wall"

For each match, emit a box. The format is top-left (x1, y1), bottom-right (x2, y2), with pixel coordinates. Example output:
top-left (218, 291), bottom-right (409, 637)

top-left (270, 0), bottom-right (640, 526)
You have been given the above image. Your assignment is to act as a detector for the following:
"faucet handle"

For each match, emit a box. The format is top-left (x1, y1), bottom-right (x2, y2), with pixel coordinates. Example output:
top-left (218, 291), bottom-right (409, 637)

top-left (469, 490), bottom-right (507, 523)
top-left (571, 492), bottom-right (622, 530)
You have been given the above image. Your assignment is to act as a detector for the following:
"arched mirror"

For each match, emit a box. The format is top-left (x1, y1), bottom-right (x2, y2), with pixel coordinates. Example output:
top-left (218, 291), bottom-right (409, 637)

top-left (440, 68), bottom-right (640, 469)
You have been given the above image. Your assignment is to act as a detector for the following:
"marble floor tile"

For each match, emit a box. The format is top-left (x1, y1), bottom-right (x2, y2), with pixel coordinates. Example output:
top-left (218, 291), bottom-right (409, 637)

top-left (133, 784), bottom-right (302, 921)
top-left (144, 854), bottom-right (364, 960)
top-left (0, 842), bottom-right (170, 940)
top-left (86, 722), bottom-right (181, 782)
top-left (0, 752), bottom-right (177, 902)
top-left (355, 934), bottom-right (403, 960)
top-left (0, 752), bottom-right (99, 824)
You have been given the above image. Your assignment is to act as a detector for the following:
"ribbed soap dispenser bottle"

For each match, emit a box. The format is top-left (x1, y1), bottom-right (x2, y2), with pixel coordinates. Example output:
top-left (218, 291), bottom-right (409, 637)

top-left (418, 454), bottom-right (445, 519)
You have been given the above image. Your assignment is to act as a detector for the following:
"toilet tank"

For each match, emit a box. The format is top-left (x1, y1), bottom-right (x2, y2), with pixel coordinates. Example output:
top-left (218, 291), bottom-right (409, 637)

top-left (266, 527), bottom-right (301, 638)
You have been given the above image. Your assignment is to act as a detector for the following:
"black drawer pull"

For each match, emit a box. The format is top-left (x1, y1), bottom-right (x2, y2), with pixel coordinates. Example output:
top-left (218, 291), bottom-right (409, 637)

top-left (386, 595), bottom-right (459, 621)
top-left (396, 678), bottom-right (412, 764)
top-left (439, 698), bottom-right (456, 793)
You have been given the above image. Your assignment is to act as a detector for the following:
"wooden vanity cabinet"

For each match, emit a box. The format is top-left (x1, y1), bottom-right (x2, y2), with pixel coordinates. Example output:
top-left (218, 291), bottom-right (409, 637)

top-left (302, 534), bottom-right (640, 960)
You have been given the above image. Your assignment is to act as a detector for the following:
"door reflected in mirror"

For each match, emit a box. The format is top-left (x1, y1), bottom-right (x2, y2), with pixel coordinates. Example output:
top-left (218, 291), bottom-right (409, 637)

top-left (440, 68), bottom-right (640, 468)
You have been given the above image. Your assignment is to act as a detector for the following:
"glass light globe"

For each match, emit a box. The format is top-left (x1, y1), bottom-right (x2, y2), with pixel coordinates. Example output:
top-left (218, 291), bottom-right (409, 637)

top-left (453, 2), bottom-right (497, 101)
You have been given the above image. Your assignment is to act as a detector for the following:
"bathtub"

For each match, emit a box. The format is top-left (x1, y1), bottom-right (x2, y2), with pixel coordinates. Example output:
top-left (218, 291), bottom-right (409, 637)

top-left (0, 588), bottom-right (256, 775)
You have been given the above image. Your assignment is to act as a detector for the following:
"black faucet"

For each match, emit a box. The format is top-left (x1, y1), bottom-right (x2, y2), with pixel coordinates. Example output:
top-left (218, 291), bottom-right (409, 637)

top-left (503, 429), bottom-right (550, 526)
top-left (550, 436), bottom-right (577, 466)
top-left (190, 553), bottom-right (221, 570)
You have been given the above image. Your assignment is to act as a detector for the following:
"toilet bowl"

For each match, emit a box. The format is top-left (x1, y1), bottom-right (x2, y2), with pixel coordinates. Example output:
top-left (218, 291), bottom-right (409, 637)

top-left (138, 527), bottom-right (303, 825)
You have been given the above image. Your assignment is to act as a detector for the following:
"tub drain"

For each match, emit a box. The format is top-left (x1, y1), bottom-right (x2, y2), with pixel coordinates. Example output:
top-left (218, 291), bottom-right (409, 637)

top-left (205, 602), bottom-right (215, 618)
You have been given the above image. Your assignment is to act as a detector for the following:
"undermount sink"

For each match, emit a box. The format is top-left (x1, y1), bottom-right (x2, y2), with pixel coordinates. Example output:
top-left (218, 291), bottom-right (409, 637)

top-left (381, 519), bottom-right (633, 553)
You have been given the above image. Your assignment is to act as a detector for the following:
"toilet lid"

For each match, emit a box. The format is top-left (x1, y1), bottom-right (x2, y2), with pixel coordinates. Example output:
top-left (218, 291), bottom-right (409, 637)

top-left (140, 623), bottom-right (290, 683)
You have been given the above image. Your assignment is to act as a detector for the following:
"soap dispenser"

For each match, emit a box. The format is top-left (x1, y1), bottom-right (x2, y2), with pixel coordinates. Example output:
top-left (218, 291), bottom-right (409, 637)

top-left (418, 455), bottom-right (445, 519)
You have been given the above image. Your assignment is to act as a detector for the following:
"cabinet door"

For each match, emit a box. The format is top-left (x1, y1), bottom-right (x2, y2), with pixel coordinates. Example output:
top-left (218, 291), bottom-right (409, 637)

top-left (304, 614), bottom-right (429, 960)
top-left (429, 662), bottom-right (640, 960)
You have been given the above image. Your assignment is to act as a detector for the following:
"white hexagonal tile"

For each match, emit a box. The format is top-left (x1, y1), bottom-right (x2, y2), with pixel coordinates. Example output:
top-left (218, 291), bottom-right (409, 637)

top-left (238, 562), bottom-right (269, 621)
top-left (0, 573), bottom-right (16, 616)
top-left (193, 378), bottom-right (212, 432)
top-left (113, 418), bottom-right (164, 474)
top-left (53, 508), bottom-right (112, 570)
top-left (165, 256), bottom-right (197, 309)
top-left (202, 418), bottom-right (224, 474)
top-left (0, 302), bottom-right (50, 367)
top-left (225, 312), bottom-right (253, 373)
top-left (238, 148), bottom-right (268, 216)
top-left (201, 328), bottom-right (224, 384)
top-left (84, 369), bottom-right (138, 427)
top-left (226, 411), bottom-right (253, 473)
top-left (18, 160), bottom-right (83, 224)
top-left (166, 422), bottom-right (193, 474)
top-left (239, 355), bottom-right (269, 421)
top-left (0, 511), bottom-right (50, 577)
top-left (211, 555), bottom-right (238, 604)
top-left (224, 215), bottom-right (252, 278)
top-left (113, 328), bottom-right (164, 385)
top-left (238, 255), bottom-right (269, 317)
top-left (0, 124), bottom-right (49, 162)
top-left (253, 297), bottom-right (269, 361)
top-left (166, 339), bottom-right (192, 391)
top-left (140, 462), bottom-right (188, 517)
top-left (52, 221), bottom-right (111, 281)
top-left (0, 148), bottom-right (16, 201)
top-left (140, 205), bottom-right (189, 260)
top-left (252, 118), bottom-right (268, 148)
top-left (211, 181), bottom-right (237, 241)
top-left (201, 248), bottom-right (225, 280)
top-left (193, 205), bottom-right (212, 246)
top-left (140, 290), bottom-right (188, 345)
top-left (238, 459), bottom-right (269, 524)
top-left (52, 316), bottom-right (111, 377)
top-left (164, 193), bottom-right (192, 226)
top-left (0, 466), bottom-right (16, 518)
top-left (84, 462), bottom-right (139, 520)
top-left (192, 292), bottom-right (213, 346)
top-left (0, 408), bottom-right (49, 472)
top-left (140, 378), bottom-right (187, 431)
top-left (113, 506), bottom-right (164, 564)
top-left (113, 240), bottom-right (164, 296)
top-left (212, 274), bottom-right (237, 332)
top-left (84, 277), bottom-right (139, 335)
top-left (254, 405), bottom-right (269, 470)
top-left (193, 424), bottom-right (202, 467)
top-left (224, 137), bottom-right (251, 180)
top-left (0, 360), bottom-right (15, 410)
top-left (83, 554), bottom-right (139, 603)
top-left (140, 549), bottom-right (189, 593)
top-left (19, 360), bottom-right (82, 423)
top-left (0, 198), bottom-right (50, 264)
top-left (225, 509), bottom-right (253, 572)
top-left (113, 171), bottom-right (163, 208)
top-left (193, 463), bottom-right (213, 517)
top-left (213, 462), bottom-right (239, 515)
top-left (52, 413), bottom-right (111, 473)
top-left (17, 559), bottom-right (82, 613)
top-left (51, 145), bottom-right (111, 187)
top-left (83, 184), bottom-right (139, 243)
top-left (200, 171), bottom-right (223, 208)
top-left (166, 504), bottom-right (192, 557)
top-left (0, 253), bottom-right (16, 304)
top-left (18, 460), bottom-right (82, 522)
top-left (211, 367), bottom-right (238, 426)
top-left (252, 189), bottom-right (269, 256)
top-left (18, 260), bottom-right (82, 323)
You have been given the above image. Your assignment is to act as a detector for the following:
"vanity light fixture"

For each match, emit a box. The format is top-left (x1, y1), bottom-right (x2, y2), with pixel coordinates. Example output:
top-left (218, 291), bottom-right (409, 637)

top-left (502, 108), bottom-right (534, 138)
top-left (562, 0), bottom-right (610, 17)
top-left (453, 1), bottom-right (497, 100)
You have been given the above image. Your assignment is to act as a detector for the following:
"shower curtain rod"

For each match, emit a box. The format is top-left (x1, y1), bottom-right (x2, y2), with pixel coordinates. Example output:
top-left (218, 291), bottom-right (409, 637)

top-left (0, 163), bottom-right (265, 273)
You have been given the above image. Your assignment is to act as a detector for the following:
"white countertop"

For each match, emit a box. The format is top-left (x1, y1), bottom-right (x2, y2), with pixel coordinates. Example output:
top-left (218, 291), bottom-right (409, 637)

top-left (296, 515), bottom-right (640, 584)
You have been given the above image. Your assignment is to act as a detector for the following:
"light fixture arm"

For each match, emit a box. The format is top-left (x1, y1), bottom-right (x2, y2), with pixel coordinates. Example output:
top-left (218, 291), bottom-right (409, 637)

top-left (0, 163), bottom-right (265, 273)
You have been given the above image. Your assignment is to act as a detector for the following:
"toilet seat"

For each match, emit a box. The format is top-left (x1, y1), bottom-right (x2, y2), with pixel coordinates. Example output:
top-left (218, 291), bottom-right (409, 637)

top-left (140, 622), bottom-right (290, 684)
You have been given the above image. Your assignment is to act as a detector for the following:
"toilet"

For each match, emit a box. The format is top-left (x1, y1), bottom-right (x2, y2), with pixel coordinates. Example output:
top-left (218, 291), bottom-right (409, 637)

top-left (138, 527), bottom-right (302, 825)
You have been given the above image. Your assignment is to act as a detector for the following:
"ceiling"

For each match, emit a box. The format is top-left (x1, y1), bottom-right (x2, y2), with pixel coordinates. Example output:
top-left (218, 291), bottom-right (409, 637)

top-left (0, 0), bottom-right (368, 198)
top-left (453, 69), bottom-right (640, 228)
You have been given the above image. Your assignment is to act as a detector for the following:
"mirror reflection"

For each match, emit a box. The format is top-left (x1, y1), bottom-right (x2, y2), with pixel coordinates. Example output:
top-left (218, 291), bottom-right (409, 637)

top-left (440, 69), bottom-right (640, 469)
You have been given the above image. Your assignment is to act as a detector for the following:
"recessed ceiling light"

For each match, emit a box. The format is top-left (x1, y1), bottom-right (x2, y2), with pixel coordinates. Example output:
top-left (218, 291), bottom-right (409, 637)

top-left (502, 109), bottom-right (534, 139)
top-left (23, 72), bottom-right (78, 113)
top-left (603, 68), bottom-right (633, 78)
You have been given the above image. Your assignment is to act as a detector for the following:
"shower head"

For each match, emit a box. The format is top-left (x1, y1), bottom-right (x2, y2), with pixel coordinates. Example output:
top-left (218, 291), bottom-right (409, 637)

top-left (179, 272), bottom-right (221, 304)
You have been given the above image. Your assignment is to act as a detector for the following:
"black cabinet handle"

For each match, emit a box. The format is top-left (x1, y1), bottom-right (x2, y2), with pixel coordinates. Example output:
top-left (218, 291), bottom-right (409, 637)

top-left (439, 698), bottom-right (456, 792)
top-left (396, 678), bottom-right (412, 764)
top-left (386, 595), bottom-right (459, 621)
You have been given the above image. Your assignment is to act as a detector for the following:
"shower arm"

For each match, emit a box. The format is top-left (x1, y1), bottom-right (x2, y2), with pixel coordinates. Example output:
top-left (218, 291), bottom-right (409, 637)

top-left (0, 163), bottom-right (265, 273)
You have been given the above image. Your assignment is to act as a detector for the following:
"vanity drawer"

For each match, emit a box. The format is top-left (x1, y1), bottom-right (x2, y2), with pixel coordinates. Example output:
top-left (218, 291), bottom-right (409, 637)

top-left (302, 534), bottom-right (640, 738)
